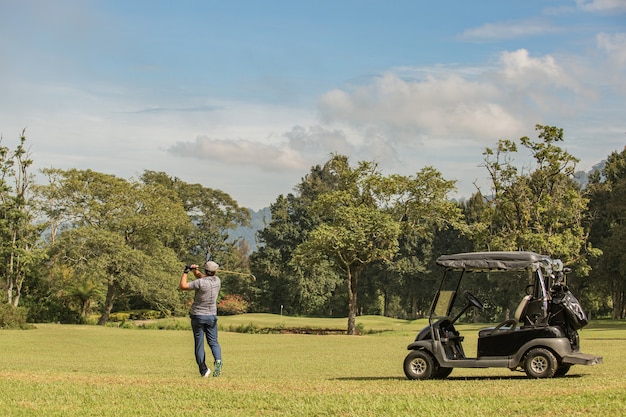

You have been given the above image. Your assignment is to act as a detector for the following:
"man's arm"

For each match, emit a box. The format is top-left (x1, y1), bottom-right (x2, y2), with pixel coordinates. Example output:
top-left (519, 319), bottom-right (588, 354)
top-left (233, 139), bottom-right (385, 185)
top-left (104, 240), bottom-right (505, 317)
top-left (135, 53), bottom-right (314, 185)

top-left (179, 264), bottom-right (202, 290)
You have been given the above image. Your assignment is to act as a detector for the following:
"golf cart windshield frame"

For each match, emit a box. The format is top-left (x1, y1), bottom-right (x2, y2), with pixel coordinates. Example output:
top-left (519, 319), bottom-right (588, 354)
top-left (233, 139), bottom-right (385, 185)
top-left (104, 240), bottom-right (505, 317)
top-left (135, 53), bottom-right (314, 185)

top-left (429, 251), bottom-right (553, 323)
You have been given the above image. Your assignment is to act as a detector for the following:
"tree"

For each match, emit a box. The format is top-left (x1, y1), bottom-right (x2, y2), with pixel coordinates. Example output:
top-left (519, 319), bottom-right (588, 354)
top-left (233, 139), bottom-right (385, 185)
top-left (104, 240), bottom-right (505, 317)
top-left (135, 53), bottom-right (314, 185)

top-left (587, 147), bottom-right (626, 318)
top-left (250, 162), bottom-right (345, 315)
top-left (37, 169), bottom-right (191, 324)
top-left (292, 155), bottom-right (462, 333)
top-left (293, 180), bottom-right (400, 334)
top-left (475, 125), bottom-right (595, 265)
top-left (383, 167), bottom-right (466, 319)
top-left (469, 124), bottom-right (599, 317)
top-left (1, 130), bottom-right (44, 307)
top-left (140, 171), bottom-right (250, 264)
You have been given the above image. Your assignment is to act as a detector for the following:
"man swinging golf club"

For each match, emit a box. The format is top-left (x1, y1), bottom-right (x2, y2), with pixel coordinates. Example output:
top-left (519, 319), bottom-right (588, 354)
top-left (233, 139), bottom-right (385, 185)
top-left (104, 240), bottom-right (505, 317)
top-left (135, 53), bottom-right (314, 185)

top-left (179, 261), bottom-right (223, 377)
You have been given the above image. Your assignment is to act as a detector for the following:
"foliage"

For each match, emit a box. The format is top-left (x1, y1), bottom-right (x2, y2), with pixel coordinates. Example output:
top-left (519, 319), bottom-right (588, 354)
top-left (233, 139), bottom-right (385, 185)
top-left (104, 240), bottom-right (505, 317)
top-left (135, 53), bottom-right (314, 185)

top-left (2, 126), bottom-right (625, 324)
top-left (109, 309), bottom-right (165, 322)
top-left (217, 294), bottom-right (249, 315)
top-left (0, 303), bottom-right (33, 329)
top-left (474, 124), bottom-right (597, 267)
top-left (0, 130), bottom-right (45, 308)
top-left (34, 169), bottom-right (190, 324)
top-left (292, 155), bottom-right (461, 334)
top-left (587, 147), bottom-right (626, 318)
top-left (140, 170), bottom-right (251, 264)
top-left (250, 163), bottom-right (346, 316)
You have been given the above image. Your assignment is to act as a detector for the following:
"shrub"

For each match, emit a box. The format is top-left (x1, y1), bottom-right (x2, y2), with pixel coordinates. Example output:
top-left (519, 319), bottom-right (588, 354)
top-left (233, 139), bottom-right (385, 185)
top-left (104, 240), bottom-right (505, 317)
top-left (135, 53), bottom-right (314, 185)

top-left (109, 310), bottom-right (166, 322)
top-left (128, 310), bottom-right (164, 320)
top-left (109, 312), bottom-right (131, 322)
top-left (0, 303), bottom-right (34, 329)
top-left (218, 294), bottom-right (249, 315)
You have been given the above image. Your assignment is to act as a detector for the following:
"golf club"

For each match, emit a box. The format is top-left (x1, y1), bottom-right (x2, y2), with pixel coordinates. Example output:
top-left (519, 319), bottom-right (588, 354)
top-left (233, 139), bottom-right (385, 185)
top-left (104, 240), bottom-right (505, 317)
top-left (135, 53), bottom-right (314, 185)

top-left (218, 269), bottom-right (257, 281)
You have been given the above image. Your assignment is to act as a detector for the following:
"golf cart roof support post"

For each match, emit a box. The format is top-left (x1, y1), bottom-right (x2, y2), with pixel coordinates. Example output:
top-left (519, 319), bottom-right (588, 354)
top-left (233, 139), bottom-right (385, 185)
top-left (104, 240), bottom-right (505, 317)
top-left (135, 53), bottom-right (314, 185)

top-left (428, 268), bottom-right (465, 324)
top-left (535, 267), bottom-right (549, 318)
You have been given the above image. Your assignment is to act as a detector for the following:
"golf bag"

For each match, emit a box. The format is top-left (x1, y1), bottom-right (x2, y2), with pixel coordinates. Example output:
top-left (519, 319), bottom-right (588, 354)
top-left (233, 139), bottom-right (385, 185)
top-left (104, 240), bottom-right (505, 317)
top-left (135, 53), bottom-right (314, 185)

top-left (550, 285), bottom-right (588, 330)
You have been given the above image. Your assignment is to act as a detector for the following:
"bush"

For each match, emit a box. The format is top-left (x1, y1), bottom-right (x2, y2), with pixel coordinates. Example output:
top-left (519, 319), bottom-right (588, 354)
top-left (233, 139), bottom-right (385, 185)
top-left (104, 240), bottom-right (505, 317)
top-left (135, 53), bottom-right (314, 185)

top-left (218, 294), bottom-right (249, 315)
top-left (0, 303), bottom-right (34, 329)
top-left (138, 319), bottom-right (190, 331)
top-left (109, 310), bottom-right (166, 322)
top-left (109, 312), bottom-right (131, 322)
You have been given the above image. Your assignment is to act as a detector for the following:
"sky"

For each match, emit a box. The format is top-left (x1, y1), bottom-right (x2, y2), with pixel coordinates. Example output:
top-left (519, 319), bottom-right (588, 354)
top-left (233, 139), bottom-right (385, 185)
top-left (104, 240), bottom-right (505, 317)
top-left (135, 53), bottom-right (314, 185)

top-left (1, 0), bottom-right (625, 210)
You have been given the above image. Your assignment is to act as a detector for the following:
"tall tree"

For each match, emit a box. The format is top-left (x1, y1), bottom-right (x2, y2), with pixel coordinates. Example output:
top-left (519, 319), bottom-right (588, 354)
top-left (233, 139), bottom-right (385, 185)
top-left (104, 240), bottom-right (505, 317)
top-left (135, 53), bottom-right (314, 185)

top-left (292, 155), bottom-right (461, 333)
top-left (292, 156), bottom-right (400, 334)
top-left (469, 124), bottom-right (600, 317)
top-left (250, 162), bottom-right (345, 315)
top-left (140, 171), bottom-right (250, 264)
top-left (1, 130), bottom-right (44, 307)
top-left (37, 169), bottom-right (192, 324)
top-left (384, 167), bottom-right (465, 319)
top-left (475, 125), bottom-right (595, 266)
top-left (587, 147), bottom-right (626, 318)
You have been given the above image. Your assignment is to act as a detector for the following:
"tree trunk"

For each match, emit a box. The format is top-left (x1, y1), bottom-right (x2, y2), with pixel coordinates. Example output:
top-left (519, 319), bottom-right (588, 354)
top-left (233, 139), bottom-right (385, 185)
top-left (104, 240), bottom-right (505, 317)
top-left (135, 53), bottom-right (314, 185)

top-left (97, 280), bottom-right (117, 325)
top-left (382, 288), bottom-right (389, 317)
top-left (347, 268), bottom-right (359, 335)
top-left (611, 279), bottom-right (624, 320)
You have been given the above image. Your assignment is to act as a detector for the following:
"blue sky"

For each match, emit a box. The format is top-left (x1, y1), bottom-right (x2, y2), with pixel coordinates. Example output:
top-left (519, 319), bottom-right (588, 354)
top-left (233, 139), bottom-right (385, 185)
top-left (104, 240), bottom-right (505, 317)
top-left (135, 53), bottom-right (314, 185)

top-left (1, 0), bottom-right (625, 209)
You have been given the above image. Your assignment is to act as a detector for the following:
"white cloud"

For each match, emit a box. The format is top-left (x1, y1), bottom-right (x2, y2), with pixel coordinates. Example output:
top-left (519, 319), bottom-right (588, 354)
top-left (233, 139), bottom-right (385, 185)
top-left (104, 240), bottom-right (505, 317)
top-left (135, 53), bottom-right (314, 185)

top-left (576, 0), bottom-right (626, 13)
top-left (318, 71), bottom-right (521, 141)
top-left (459, 18), bottom-right (561, 41)
top-left (168, 136), bottom-right (308, 172)
top-left (167, 124), bottom-right (364, 173)
top-left (597, 32), bottom-right (626, 66)
top-left (317, 48), bottom-right (601, 147)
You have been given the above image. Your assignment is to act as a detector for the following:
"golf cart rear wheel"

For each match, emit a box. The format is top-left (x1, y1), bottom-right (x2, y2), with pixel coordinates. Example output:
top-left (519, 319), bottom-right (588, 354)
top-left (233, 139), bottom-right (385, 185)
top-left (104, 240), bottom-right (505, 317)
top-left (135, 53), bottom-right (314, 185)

top-left (554, 364), bottom-right (571, 377)
top-left (404, 350), bottom-right (437, 380)
top-left (523, 348), bottom-right (558, 378)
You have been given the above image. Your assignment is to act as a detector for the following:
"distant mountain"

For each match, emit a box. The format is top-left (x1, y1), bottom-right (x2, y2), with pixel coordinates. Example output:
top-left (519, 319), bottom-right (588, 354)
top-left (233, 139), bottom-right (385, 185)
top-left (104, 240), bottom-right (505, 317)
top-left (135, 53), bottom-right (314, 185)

top-left (227, 207), bottom-right (271, 254)
top-left (574, 160), bottom-right (605, 189)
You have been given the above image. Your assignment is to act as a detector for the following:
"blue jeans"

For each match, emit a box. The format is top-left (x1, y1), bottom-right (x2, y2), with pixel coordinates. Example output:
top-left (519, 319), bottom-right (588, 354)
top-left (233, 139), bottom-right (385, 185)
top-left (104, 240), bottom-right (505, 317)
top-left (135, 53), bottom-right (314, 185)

top-left (190, 315), bottom-right (222, 376)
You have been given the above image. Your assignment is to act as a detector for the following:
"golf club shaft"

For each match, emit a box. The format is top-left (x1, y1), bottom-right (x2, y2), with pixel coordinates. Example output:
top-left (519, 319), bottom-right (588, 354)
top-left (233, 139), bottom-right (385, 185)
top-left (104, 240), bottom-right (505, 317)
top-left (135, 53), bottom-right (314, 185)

top-left (219, 269), bottom-right (255, 279)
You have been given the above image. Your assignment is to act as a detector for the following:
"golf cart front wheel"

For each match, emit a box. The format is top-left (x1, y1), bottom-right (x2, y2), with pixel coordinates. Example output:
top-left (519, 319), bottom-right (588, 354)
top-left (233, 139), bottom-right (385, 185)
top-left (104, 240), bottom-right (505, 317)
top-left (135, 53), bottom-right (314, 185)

top-left (523, 348), bottom-right (558, 378)
top-left (404, 350), bottom-right (437, 380)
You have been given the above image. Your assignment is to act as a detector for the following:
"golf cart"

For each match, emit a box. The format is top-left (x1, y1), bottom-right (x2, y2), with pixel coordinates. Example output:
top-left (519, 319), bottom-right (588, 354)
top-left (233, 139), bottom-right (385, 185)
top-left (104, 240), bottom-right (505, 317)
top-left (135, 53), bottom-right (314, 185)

top-left (404, 251), bottom-right (603, 379)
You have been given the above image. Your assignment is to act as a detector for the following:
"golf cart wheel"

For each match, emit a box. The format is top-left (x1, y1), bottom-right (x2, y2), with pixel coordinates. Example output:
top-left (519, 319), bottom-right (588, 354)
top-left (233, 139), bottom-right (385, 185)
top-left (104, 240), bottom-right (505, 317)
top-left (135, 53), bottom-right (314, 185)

top-left (523, 348), bottom-right (558, 378)
top-left (554, 364), bottom-right (571, 377)
top-left (404, 350), bottom-right (437, 380)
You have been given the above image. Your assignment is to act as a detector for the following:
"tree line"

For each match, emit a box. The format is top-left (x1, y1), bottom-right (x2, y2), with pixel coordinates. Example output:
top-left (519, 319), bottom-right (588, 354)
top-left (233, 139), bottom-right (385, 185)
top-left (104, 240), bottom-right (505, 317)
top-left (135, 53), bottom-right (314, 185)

top-left (1, 125), bottom-right (625, 332)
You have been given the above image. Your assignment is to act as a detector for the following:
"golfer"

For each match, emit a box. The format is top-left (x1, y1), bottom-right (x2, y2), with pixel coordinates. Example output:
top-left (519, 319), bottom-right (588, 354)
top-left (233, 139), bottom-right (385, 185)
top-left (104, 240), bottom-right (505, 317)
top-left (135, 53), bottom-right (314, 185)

top-left (179, 261), bottom-right (223, 377)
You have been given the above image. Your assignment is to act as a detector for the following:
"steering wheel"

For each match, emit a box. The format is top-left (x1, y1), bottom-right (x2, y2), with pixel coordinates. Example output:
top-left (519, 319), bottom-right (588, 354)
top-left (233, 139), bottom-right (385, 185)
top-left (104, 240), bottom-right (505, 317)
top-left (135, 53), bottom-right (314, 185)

top-left (464, 291), bottom-right (484, 310)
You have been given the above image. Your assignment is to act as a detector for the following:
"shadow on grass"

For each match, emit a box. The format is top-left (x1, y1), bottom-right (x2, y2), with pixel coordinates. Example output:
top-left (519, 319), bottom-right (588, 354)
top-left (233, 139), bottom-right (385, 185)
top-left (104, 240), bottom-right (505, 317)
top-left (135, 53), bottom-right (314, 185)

top-left (332, 376), bottom-right (406, 381)
top-left (332, 374), bottom-right (584, 381)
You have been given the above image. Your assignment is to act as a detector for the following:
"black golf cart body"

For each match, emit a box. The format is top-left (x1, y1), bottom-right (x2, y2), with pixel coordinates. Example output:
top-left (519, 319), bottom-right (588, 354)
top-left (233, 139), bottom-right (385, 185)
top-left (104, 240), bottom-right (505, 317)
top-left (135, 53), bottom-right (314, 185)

top-left (404, 251), bottom-right (603, 379)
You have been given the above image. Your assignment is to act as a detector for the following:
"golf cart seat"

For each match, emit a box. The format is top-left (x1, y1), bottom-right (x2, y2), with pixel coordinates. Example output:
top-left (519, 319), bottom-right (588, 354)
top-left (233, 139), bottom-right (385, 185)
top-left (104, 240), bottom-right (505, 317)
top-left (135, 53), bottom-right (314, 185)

top-left (478, 296), bottom-right (531, 338)
top-left (515, 294), bottom-right (546, 326)
top-left (515, 295), bottom-right (531, 323)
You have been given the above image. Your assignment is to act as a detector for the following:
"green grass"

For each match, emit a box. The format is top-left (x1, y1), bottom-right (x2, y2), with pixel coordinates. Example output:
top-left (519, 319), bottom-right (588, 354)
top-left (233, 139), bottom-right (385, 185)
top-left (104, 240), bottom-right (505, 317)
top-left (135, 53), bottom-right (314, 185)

top-left (1, 316), bottom-right (624, 416)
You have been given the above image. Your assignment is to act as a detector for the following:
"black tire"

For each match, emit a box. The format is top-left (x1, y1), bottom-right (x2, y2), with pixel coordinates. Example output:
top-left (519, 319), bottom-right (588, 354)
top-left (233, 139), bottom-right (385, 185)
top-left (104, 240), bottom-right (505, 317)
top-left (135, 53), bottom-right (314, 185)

top-left (404, 350), bottom-right (437, 380)
top-left (523, 348), bottom-right (558, 378)
top-left (554, 364), bottom-right (571, 377)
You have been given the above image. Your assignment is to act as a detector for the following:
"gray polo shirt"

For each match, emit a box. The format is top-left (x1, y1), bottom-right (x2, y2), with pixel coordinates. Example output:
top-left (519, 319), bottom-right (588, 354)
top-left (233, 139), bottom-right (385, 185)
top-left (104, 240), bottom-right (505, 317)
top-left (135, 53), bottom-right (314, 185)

top-left (188, 275), bottom-right (221, 316)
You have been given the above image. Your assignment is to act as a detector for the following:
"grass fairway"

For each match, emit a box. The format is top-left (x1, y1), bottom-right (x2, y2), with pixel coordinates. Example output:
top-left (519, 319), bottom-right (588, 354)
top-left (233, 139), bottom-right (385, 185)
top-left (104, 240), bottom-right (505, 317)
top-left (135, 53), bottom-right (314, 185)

top-left (0, 316), bottom-right (624, 416)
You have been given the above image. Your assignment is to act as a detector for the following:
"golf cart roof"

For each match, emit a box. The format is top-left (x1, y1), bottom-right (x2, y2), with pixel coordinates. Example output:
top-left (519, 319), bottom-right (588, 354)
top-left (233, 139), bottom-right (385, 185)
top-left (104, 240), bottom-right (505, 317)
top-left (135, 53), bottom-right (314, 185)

top-left (436, 251), bottom-right (551, 272)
